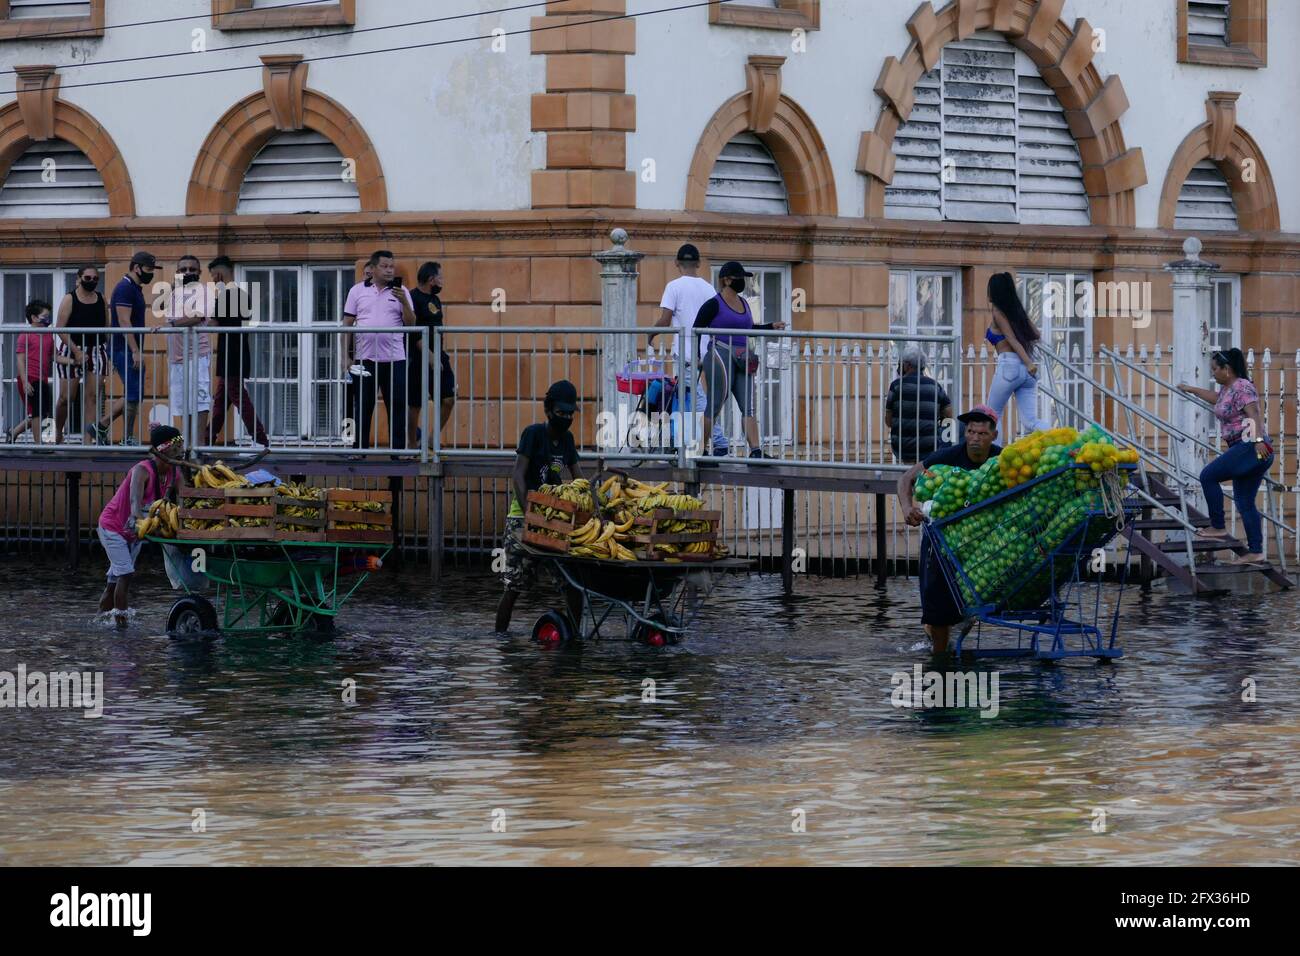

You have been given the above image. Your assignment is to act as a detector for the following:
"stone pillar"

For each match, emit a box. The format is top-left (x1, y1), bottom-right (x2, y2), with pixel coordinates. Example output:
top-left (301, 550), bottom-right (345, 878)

top-left (594, 227), bottom-right (643, 420)
top-left (1165, 236), bottom-right (1219, 481)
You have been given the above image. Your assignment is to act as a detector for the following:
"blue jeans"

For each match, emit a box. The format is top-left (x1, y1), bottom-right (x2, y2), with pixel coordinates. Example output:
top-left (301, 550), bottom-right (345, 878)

top-left (1200, 441), bottom-right (1273, 553)
top-left (986, 352), bottom-right (1044, 435)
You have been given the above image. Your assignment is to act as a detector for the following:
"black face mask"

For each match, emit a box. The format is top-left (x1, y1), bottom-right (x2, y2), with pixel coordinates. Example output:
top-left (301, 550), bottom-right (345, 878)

top-left (181, 273), bottom-right (200, 285)
top-left (138, 270), bottom-right (155, 285)
top-left (431, 284), bottom-right (443, 296)
top-left (547, 413), bottom-right (573, 434)
top-left (728, 278), bottom-right (746, 293)
top-left (80, 278), bottom-right (97, 291)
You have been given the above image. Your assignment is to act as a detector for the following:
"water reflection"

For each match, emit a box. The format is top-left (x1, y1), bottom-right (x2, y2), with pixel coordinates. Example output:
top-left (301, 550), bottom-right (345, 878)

top-left (1, 559), bottom-right (1297, 864)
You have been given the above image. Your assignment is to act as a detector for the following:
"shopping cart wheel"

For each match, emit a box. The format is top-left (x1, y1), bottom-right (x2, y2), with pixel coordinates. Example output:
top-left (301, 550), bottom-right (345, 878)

top-left (167, 595), bottom-right (218, 639)
top-left (532, 610), bottom-right (574, 647)
top-left (632, 619), bottom-right (673, 647)
top-left (270, 600), bottom-right (337, 639)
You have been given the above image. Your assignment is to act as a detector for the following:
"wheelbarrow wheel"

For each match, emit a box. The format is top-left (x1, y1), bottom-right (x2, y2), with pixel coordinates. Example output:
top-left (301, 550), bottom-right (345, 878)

top-left (167, 595), bottom-right (218, 639)
top-left (532, 610), bottom-right (575, 647)
top-left (632, 618), bottom-right (675, 647)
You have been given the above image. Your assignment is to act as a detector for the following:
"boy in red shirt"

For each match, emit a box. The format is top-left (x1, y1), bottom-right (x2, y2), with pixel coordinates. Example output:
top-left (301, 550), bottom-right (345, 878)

top-left (8, 299), bottom-right (72, 444)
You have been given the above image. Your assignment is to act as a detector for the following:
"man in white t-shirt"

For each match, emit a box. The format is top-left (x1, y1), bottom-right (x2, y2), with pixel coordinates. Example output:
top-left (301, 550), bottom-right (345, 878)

top-left (163, 254), bottom-right (213, 442)
top-left (649, 243), bottom-right (727, 454)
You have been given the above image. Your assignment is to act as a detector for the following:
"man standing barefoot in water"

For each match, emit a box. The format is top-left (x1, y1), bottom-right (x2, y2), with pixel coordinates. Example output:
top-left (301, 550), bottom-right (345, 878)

top-left (898, 406), bottom-right (1001, 654)
top-left (96, 425), bottom-right (184, 628)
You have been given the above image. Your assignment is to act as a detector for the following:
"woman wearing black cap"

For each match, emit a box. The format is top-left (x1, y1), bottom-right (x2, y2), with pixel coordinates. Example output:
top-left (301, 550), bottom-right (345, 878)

top-left (95, 424), bottom-right (184, 628)
top-left (692, 261), bottom-right (786, 460)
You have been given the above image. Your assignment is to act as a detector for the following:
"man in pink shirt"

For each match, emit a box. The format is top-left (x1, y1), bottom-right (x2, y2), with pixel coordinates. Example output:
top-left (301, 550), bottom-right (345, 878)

top-left (344, 249), bottom-right (414, 450)
top-left (163, 255), bottom-right (214, 442)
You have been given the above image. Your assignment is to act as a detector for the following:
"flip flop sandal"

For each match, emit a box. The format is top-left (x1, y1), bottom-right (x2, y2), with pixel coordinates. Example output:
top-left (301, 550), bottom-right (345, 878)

top-left (1196, 528), bottom-right (1232, 540)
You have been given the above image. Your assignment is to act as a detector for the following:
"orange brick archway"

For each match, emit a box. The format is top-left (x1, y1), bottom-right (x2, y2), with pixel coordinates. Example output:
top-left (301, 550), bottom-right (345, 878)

top-left (858, 0), bottom-right (1146, 227)
top-left (0, 100), bottom-right (135, 216)
top-left (1158, 125), bottom-right (1279, 233)
top-left (187, 89), bottom-right (386, 215)
top-left (685, 92), bottom-right (838, 217)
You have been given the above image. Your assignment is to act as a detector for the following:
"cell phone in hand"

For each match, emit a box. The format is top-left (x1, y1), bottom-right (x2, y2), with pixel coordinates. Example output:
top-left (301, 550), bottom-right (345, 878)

top-left (388, 277), bottom-right (403, 289)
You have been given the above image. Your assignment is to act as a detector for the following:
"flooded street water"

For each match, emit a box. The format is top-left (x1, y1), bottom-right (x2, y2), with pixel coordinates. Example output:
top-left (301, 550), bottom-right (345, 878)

top-left (1, 558), bottom-right (1298, 866)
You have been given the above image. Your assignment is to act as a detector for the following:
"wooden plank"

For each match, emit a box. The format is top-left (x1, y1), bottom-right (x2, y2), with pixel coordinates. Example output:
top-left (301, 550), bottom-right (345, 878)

top-left (523, 529), bottom-right (569, 553)
top-left (326, 508), bottom-right (393, 527)
top-left (326, 528), bottom-right (391, 544)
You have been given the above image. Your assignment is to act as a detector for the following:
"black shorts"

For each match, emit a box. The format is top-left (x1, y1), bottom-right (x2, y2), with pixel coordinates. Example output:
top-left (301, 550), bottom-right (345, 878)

top-left (919, 533), bottom-right (964, 627)
top-left (24, 381), bottom-right (54, 420)
top-left (407, 348), bottom-right (456, 404)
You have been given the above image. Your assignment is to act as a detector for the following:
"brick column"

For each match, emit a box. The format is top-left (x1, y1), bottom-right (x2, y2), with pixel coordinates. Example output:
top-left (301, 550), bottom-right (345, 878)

top-left (530, 0), bottom-right (636, 208)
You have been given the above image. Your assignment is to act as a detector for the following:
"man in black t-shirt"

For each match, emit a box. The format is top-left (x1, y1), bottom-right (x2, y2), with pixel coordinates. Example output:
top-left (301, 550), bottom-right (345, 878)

top-left (897, 405), bottom-right (1002, 654)
top-left (406, 261), bottom-right (456, 446)
top-left (494, 380), bottom-right (585, 634)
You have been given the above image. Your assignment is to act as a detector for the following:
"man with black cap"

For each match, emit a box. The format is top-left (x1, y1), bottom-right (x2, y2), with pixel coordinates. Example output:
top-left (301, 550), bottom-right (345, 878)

top-left (897, 404), bottom-right (1002, 654)
top-left (494, 380), bottom-right (586, 633)
top-left (96, 423), bottom-right (184, 628)
top-left (94, 252), bottom-right (158, 444)
top-left (649, 243), bottom-right (725, 453)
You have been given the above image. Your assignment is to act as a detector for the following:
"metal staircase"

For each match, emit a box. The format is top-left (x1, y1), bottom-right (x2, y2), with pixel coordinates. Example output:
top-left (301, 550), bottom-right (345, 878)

top-left (1034, 345), bottom-right (1294, 595)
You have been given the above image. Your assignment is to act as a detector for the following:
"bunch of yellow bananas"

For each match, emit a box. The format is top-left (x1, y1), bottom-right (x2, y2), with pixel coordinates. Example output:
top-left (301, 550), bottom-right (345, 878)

top-left (230, 517), bottom-right (269, 528)
top-left (135, 499), bottom-right (180, 538)
top-left (186, 497), bottom-right (222, 510)
top-left (183, 518), bottom-right (222, 531)
top-left (335, 521), bottom-right (386, 531)
top-left (538, 478), bottom-right (594, 514)
top-left (281, 481), bottom-right (323, 501)
top-left (191, 462), bottom-right (250, 489)
top-left (333, 499), bottom-right (385, 514)
top-left (568, 515), bottom-right (636, 560)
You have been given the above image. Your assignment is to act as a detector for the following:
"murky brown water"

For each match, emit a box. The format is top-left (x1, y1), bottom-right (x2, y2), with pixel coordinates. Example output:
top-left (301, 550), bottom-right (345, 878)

top-left (1, 558), bottom-right (1297, 865)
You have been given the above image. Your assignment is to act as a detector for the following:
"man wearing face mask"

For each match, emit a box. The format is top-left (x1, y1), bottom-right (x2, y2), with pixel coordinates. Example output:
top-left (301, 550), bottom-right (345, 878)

top-left (163, 255), bottom-right (214, 442)
top-left (406, 260), bottom-right (456, 446)
top-left (98, 251), bottom-right (157, 444)
top-left (494, 379), bottom-right (585, 634)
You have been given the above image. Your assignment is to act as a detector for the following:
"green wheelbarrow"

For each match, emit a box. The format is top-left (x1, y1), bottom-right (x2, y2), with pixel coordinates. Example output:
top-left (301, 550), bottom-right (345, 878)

top-left (149, 537), bottom-right (390, 639)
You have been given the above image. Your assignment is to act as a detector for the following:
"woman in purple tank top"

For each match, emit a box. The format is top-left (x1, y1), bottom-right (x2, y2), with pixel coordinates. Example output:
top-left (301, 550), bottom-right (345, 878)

top-left (692, 261), bottom-right (786, 460)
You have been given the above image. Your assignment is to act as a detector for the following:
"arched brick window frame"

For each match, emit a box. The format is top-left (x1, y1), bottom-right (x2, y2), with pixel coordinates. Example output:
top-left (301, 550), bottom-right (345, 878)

top-left (0, 99), bottom-right (134, 216)
top-left (685, 93), bottom-right (837, 218)
top-left (187, 89), bottom-right (386, 215)
top-left (857, 0), bottom-right (1147, 228)
top-left (1157, 92), bottom-right (1279, 232)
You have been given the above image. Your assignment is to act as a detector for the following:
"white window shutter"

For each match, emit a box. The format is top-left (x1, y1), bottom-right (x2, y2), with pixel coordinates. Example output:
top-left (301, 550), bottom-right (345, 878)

top-left (884, 69), bottom-right (942, 220)
top-left (6, 0), bottom-right (91, 17)
top-left (0, 140), bottom-right (109, 219)
top-left (1016, 51), bottom-right (1090, 225)
top-left (1175, 159), bottom-right (1239, 231)
top-left (939, 36), bottom-right (1019, 223)
top-left (236, 130), bottom-right (361, 215)
top-left (884, 32), bottom-right (1089, 227)
top-left (705, 132), bottom-right (790, 215)
top-left (1188, 0), bottom-right (1231, 46)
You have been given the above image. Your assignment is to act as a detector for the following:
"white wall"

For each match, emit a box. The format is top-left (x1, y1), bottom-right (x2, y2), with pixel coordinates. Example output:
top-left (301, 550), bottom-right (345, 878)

top-left (0, 0), bottom-right (544, 215)
top-left (628, 0), bottom-right (1300, 231)
top-left (0, 0), bottom-right (1295, 229)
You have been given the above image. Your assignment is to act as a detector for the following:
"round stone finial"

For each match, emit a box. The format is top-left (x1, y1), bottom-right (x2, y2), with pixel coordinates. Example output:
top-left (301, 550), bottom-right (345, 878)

top-left (610, 227), bottom-right (628, 247)
top-left (1183, 236), bottom-right (1202, 260)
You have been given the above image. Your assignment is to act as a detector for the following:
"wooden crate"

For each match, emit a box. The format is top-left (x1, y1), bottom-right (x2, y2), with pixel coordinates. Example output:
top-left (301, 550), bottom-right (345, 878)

top-left (628, 509), bottom-right (721, 561)
top-left (523, 490), bottom-right (593, 553)
top-left (325, 487), bottom-right (393, 543)
top-left (274, 494), bottom-right (327, 542)
top-left (177, 486), bottom-right (275, 541)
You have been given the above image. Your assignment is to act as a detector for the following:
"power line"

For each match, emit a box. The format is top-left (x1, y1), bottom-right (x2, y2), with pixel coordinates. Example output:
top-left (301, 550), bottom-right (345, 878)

top-left (0, 0), bottom-right (346, 46)
top-left (0, 2), bottom-right (716, 97)
top-left (1, 0), bottom-right (567, 76)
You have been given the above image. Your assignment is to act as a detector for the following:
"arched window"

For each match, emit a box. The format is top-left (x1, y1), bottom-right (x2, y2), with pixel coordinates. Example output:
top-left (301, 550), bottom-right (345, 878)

top-left (885, 32), bottom-right (1089, 226)
top-left (705, 132), bottom-right (790, 215)
top-left (1174, 159), bottom-right (1239, 231)
top-left (236, 130), bottom-right (360, 215)
top-left (0, 139), bottom-right (109, 219)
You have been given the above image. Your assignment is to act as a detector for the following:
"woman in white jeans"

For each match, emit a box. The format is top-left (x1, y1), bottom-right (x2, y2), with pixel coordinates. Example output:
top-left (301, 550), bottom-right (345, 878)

top-left (983, 272), bottom-right (1045, 437)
